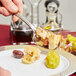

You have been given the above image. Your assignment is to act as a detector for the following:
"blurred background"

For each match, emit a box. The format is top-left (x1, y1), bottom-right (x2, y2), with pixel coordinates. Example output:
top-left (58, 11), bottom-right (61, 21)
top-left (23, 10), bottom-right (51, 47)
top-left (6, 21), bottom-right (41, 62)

top-left (0, 0), bottom-right (76, 31)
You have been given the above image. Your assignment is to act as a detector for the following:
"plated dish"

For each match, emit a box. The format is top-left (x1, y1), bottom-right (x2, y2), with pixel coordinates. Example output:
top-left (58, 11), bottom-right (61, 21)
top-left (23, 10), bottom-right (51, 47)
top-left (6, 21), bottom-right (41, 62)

top-left (35, 27), bottom-right (76, 53)
top-left (0, 45), bottom-right (76, 76)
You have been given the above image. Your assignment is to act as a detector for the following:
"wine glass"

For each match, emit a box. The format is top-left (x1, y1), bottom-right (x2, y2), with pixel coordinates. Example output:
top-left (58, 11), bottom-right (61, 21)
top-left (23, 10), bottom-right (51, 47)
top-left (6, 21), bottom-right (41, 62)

top-left (28, 0), bottom-right (42, 28)
top-left (28, 0), bottom-right (42, 43)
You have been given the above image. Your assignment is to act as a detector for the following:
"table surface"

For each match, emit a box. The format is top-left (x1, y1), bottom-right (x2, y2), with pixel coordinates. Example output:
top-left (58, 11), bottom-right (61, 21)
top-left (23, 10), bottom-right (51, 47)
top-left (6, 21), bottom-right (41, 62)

top-left (0, 24), bottom-right (76, 76)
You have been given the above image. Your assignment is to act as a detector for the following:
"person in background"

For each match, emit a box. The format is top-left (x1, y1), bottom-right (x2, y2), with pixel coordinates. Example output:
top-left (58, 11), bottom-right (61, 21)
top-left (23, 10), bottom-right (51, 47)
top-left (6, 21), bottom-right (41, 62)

top-left (0, 0), bottom-right (23, 76)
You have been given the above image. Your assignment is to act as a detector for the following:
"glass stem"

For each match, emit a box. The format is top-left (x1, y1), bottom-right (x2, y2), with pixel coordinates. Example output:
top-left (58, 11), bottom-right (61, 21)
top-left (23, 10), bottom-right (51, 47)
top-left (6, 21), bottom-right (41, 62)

top-left (32, 4), bottom-right (39, 28)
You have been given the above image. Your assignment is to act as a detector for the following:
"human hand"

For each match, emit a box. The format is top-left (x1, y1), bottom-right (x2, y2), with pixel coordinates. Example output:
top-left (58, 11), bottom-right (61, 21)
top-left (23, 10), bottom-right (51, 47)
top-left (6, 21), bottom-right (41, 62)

top-left (0, 67), bottom-right (11, 76)
top-left (0, 0), bottom-right (23, 23)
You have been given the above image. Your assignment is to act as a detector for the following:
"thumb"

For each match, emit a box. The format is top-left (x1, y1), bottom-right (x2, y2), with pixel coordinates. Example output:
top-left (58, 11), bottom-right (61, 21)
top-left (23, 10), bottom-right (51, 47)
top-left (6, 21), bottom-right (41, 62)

top-left (0, 0), bottom-right (18, 14)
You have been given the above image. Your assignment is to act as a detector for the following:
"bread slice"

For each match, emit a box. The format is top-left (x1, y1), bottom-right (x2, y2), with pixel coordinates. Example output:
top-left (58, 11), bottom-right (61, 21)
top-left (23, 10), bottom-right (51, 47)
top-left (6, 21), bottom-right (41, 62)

top-left (35, 40), bottom-right (44, 46)
top-left (36, 27), bottom-right (47, 39)
top-left (49, 34), bottom-right (61, 49)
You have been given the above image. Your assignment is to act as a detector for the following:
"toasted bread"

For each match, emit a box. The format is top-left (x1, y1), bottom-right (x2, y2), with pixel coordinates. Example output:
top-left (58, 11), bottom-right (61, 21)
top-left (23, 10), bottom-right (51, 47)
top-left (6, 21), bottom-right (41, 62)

top-left (36, 27), bottom-right (47, 39)
top-left (49, 34), bottom-right (61, 49)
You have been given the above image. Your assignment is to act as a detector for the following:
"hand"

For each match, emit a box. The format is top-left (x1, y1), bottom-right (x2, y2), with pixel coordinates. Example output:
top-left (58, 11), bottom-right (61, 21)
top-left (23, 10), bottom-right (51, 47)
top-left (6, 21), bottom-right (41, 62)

top-left (0, 67), bottom-right (11, 76)
top-left (0, 0), bottom-right (23, 23)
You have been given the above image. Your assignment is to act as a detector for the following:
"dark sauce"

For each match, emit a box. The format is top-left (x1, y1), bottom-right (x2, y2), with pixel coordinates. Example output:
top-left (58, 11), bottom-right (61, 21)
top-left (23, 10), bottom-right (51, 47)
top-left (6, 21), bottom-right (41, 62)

top-left (12, 30), bottom-right (33, 43)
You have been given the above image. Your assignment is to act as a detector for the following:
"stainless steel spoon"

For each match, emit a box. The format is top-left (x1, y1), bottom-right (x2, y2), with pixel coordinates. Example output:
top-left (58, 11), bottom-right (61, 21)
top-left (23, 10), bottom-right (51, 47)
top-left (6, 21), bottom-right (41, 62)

top-left (16, 13), bottom-right (36, 32)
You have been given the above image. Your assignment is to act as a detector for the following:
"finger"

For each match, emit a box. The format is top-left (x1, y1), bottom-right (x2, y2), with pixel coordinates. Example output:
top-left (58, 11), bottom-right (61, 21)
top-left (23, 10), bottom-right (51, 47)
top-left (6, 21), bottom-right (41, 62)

top-left (0, 7), bottom-right (11, 16)
top-left (12, 0), bottom-right (23, 23)
top-left (13, 0), bottom-right (23, 15)
top-left (12, 15), bottom-right (20, 23)
top-left (0, 0), bottom-right (18, 14)
top-left (0, 67), bottom-right (11, 76)
top-left (5, 70), bottom-right (11, 76)
top-left (0, 67), bottom-right (3, 70)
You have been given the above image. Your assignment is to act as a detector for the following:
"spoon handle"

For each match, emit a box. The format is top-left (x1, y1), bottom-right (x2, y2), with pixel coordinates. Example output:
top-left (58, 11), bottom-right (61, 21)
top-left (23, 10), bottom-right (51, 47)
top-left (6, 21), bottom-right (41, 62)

top-left (16, 13), bottom-right (36, 32)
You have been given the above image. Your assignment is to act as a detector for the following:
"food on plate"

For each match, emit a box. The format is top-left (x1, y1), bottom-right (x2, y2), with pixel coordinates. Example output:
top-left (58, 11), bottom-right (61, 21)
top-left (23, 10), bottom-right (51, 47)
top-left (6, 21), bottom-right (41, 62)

top-left (22, 46), bottom-right (41, 64)
top-left (35, 40), bottom-right (44, 46)
top-left (13, 50), bottom-right (24, 59)
top-left (36, 27), bottom-right (48, 39)
top-left (67, 35), bottom-right (76, 52)
top-left (60, 34), bottom-right (76, 52)
top-left (72, 42), bottom-right (76, 50)
top-left (35, 27), bottom-right (76, 52)
top-left (67, 34), bottom-right (76, 42)
top-left (49, 34), bottom-right (61, 49)
top-left (35, 27), bottom-right (61, 49)
top-left (43, 38), bottom-right (49, 46)
top-left (35, 27), bottom-right (76, 53)
top-left (22, 54), bottom-right (34, 64)
top-left (45, 50), bottom-right (60, 69)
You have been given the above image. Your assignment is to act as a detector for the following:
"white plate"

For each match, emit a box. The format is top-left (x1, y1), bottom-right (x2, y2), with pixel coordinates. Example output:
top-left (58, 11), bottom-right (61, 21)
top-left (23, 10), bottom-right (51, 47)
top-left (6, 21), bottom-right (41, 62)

top-left (0, 49), bottom-right (69, 76)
